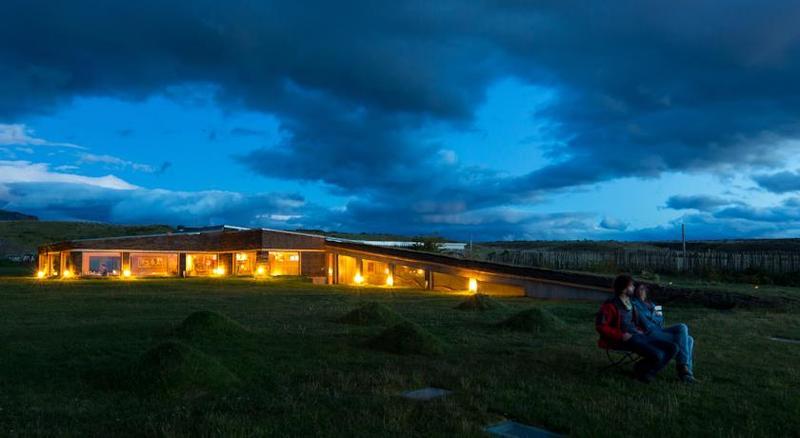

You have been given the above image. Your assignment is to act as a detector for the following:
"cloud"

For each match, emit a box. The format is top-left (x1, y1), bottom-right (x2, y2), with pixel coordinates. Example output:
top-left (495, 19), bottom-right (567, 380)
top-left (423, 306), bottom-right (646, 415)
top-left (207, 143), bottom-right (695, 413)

top-left (599, 217), bottom-right (628, 231)
top-left (0, 124), bottom-right (84, 149)
top-left (230, 127), bottom-right (267, 137)
top-left (752, 170), bottom-right (800, 193)
top-left (78, 153), bottom-right (158, 173)
top-left (3, 2), bottom-right (800, 238)
top-left (0, 160), bottom-right (318, 227)
top-left (0, 160), bottom-right (137, 190)
top-left (665, 195), bottom-right (734, 211)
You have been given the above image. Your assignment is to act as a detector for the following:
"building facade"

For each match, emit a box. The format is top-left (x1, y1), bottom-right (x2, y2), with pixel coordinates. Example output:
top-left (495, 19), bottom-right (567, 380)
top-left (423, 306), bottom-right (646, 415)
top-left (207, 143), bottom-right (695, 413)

top-left (37, 226), bottom-right (611, 300)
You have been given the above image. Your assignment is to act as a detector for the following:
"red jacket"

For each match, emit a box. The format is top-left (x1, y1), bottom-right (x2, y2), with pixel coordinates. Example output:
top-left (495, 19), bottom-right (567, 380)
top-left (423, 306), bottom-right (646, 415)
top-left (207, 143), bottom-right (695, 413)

top-left (595, 297), bottom-right (641, 349)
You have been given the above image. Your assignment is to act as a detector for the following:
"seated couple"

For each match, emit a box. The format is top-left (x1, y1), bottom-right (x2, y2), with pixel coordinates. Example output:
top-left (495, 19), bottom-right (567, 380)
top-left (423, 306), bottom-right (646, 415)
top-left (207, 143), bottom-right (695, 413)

top-left (596, 274), bottom-right (697, 384)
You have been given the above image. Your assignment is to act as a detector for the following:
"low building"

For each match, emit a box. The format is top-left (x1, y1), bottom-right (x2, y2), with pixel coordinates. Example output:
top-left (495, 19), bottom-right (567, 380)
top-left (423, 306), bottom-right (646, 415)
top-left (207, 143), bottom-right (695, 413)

top-left (37, 226), bottom-right (610, 299)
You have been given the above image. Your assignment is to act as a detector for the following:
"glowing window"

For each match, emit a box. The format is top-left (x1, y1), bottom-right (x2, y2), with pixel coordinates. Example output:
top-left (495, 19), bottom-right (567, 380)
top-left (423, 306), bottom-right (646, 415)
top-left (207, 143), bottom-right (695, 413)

top-left (269, 251), bottom-right (300, 276)
top-left (81, 252), bottom-right (121, 276)
top-left (130, 253), bottom-right (178, 276)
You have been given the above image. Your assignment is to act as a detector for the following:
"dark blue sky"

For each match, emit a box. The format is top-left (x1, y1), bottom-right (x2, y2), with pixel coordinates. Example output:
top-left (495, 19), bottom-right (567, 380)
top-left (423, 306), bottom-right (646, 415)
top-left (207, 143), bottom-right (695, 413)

top-left (2, 1), bottom-right (800, 241)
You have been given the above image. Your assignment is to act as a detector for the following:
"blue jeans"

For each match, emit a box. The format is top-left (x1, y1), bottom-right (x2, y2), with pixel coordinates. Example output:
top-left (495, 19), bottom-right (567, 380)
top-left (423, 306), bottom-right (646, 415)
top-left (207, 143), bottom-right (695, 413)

top-left (623, 333), bottom-right (678, 379)
top-left (647, 323), bottom-right (694, 374)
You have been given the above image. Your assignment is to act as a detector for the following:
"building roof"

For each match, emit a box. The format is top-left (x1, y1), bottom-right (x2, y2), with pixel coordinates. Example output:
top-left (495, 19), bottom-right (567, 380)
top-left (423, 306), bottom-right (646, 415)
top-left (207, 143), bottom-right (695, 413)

top-left (39, 227), bottom-right (325, 252)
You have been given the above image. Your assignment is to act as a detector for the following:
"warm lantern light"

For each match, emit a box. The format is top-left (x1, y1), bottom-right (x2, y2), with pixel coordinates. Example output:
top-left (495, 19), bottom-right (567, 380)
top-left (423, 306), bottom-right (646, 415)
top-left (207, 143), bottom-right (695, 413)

top-left (256, 265), bottom-right (266, 275)
top-left (62, 269), bottom-right (73, 278)
top-left (386, 275), bottom-right (394, 287)
top-left (354, 273), bottom-right (364, 284)
top-left (468, 278), bottom-right (478, 293)
top-left (36, 270), bottom-right (45, 279)
top-left (123, 269), bottom-right (132, 278)
top-left (213, 266), bottom-right (225, 276)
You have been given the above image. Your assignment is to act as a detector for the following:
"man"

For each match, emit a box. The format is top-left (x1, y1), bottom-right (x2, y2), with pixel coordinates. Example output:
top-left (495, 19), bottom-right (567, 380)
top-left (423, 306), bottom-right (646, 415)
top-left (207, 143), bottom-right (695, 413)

top-left (596, 274), bottom-right (677, 383)
top-left (633, 284), bottom-right (697, 384)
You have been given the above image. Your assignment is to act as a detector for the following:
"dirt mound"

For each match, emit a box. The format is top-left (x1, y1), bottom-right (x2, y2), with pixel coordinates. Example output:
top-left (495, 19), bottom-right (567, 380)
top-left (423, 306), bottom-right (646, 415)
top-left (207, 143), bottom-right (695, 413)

top-left (455, 293), bottom-right (506, 311)
top-left (337, 302), bottom-right (403, 326)
top-left (176, 311), bottom-right (249, 340)
top-left (134, 341), bottom-right (239, 397)
top-left (365, 321), bottom-right (444, 355)
top-left (496, 307), bottom-right (565, 332)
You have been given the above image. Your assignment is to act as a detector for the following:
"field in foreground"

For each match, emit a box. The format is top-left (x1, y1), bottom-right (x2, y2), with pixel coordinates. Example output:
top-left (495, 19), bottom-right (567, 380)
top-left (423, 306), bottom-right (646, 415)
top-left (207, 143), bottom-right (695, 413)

top-left (0, 278), bottom-right (798, 437)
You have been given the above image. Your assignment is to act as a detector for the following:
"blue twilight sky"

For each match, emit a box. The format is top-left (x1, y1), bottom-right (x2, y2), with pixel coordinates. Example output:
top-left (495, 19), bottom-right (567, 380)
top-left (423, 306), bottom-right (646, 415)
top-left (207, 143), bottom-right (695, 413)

top-left (2, 1), bottom-right (800, 241)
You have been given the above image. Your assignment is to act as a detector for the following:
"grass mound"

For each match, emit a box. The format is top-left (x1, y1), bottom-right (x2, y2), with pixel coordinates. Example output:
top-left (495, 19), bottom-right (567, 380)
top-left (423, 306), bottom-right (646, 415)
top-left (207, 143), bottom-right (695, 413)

top-left (496, 307), bottom-right (565, 332)
top-left (365, 321), bottom-right (444, 355)
top-left (176, 310), bottom-right (249, 340)
top-left (455, 293), bottom-right (506, 311)
top-left (337, 302), bottom-right (403, 325)
top-left (134, 341), bottom-right (239, 397)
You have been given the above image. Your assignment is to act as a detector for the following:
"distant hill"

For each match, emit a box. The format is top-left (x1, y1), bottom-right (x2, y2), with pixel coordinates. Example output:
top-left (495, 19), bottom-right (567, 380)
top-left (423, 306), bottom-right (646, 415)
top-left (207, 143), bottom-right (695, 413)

top-left (0, 221), bottom-right (173, 257)
top-left (0, 209), bottom-right (38, 221)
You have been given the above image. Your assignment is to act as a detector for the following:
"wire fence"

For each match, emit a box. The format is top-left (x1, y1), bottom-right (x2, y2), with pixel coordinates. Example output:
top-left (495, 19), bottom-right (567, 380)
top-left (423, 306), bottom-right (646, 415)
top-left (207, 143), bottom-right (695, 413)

top-left (483, 248), bottom-right (800, 274)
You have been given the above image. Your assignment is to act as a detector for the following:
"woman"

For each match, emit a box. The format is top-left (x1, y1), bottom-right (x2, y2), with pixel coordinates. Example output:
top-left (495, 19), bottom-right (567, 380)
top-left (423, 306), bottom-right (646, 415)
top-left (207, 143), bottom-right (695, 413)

top-left (633, 284), bottom-right (697, 383)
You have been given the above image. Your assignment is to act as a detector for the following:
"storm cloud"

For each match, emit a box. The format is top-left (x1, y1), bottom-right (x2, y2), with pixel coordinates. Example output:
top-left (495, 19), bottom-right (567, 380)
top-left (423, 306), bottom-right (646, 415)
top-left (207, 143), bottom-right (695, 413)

top-left (3, 1), bottom-right (800, 238)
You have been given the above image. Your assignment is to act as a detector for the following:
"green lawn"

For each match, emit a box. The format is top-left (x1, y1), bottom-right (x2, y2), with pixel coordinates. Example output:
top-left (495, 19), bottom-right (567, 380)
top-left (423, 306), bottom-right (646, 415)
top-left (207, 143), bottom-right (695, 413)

top-left (0, 278), bottom-right (798, 437)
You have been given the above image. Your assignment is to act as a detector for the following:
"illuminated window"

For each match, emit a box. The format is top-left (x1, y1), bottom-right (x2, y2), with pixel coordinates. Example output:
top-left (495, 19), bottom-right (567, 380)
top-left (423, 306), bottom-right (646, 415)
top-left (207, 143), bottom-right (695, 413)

top-left (46, 253), bottom-right (61, 276)
top-left (337, 255), bottom-right (358, 284)
top-left (234, 252), bottom-right (256, 275)
top-left (269, 251), bottom-right (300, 276)
top-left (394, 265), bottom-right (426, 288)
top-left (362, 259), bottom-right (389, 285)
top-left (81, 252), bottom-right (121, 276)
top-left (130, 253), bottom-right (178, 277)
top-left (186, 254), bottom-right (217, 276)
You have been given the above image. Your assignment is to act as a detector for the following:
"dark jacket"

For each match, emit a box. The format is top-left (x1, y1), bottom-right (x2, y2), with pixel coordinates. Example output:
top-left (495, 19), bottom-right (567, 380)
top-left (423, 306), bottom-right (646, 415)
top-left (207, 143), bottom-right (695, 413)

top-left (595, 296), bottom-right (644, 349)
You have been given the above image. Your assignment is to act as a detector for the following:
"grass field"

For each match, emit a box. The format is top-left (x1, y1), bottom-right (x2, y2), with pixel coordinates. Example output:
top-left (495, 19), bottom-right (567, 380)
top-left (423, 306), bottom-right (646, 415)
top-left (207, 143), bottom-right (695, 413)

top-left (0, 277), bottom-right (798, 437)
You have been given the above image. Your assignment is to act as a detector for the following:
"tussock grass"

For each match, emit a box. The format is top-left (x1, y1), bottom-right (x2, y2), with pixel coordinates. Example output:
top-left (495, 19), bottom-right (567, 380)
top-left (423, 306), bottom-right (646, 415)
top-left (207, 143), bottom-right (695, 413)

top-left (176, 310), bottom-right (250, 340)
top-left (337, 302), bottom-right (404, 325)
top-left (134, 341), bottom-right (240, 397)
top-left (366, 321), bottom-right (444, 355)
top-left (496, 307), bottom-right (565, 332)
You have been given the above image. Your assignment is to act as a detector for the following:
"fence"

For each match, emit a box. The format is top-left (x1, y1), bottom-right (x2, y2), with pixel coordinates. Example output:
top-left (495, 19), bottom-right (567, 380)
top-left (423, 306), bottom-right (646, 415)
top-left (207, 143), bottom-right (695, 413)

top-left (483, 248), bottom-right (800, 274)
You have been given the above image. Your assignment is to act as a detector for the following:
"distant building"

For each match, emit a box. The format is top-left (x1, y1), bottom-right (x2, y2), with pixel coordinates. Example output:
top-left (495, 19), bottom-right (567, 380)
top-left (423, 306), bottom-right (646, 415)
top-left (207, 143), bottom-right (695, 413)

top-left (37, 226), bottom-right (609, 299)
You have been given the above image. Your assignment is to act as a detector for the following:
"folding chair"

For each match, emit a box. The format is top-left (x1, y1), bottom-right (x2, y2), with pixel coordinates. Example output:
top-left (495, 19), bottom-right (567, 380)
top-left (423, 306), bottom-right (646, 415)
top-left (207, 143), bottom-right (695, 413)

top-left (602, 348), bottom-right (640, 371)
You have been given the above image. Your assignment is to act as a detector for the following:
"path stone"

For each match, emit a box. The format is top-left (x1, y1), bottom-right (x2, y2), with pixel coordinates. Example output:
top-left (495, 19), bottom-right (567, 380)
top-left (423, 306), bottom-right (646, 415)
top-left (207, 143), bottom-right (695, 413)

top-left (769, 336), bottom-right (800, 345)
top-left (400, 387), bottom-right (451, 401)
top-left (485, 420), bottom-right (562, 438)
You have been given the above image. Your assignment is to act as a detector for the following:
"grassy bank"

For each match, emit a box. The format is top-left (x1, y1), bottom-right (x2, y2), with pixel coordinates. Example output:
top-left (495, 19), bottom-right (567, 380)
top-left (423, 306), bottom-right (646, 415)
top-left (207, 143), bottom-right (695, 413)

top-left (0, 277), bottom-right (797, 436)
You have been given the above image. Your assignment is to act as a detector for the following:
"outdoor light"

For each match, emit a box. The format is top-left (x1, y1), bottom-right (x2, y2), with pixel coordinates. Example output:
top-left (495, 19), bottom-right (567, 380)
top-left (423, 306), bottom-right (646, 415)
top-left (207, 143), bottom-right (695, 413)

top-left (468, 278), bottom-right (478, 293)
top-left (36, 270), bottom-right (45, 279)
top-left (213, 266), bottom-right (225, 276)
top-left (123, 269), bottom-right (132, 278)
top-left (354, 273), bottom-right (364, 284)
top-left (256, 265), bottom-right (266, 275)
top-left (62, 269), bottom-right (73, 278)
top-left (386, 274), bottom-right (394, 287)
